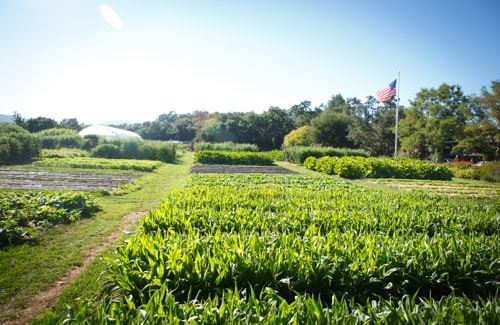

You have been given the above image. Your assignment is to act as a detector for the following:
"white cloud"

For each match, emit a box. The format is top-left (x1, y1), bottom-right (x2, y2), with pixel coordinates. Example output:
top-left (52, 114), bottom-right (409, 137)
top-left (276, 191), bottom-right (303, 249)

top-left (99, 4), bottom-right (123, 30)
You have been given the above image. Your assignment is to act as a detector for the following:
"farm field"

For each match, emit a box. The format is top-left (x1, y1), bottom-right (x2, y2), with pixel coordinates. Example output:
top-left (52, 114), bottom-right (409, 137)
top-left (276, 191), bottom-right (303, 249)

top-left (1, 154), bottom-right (499, 324)
top-left (0, 153), bottom-right (193, 324)
top-left (55, 170), bottom-right (499, 323)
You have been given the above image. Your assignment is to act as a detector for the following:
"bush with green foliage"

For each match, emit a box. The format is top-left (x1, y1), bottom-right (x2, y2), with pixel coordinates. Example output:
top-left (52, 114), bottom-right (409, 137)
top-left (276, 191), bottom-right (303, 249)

top-left (265, 149), bottom-right (284, 161)
top-left (447, 161), bottom-right (500, 182)
top-left (80, 134), bottom-right (99, 151)
top-left (195, 150), bottom-right (274, 165)
top-left (90, 143), bottom-right (121, 159)
top-left (0, 124), bottom-right (41, 165)
top-left (283, 126), bottom-right (314, 147)
top-left (305, 156), bottom-right (453, 180)
top-left (35, 128), bottom-right (82, 149)
top-left (194, 141), bottom-right (259, 152)
top-left (283, 146), bottom-right (369, 164)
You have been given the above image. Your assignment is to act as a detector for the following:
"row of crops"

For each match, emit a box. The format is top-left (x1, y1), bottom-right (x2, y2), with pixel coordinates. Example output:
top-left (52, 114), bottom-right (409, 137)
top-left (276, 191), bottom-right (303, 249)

top-left (68, 173), bottom-right (500, 323)
top-left (304, 156), bottom-right (453, 180)
top-left (32, 157), bottom-right (164, 172)
top-left (0, 191), bottom-right (100, 246)
top-left (194, 150), bottom-right (275, 166)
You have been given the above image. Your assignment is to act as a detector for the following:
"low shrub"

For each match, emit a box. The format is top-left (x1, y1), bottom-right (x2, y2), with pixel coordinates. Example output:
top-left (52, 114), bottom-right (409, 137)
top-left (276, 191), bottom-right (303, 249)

top-left (447, 161), bottom-right (500, 182)
top-left (90, 143), bottom-right (121, 159)
top-left (194, 141), bottom-right (259, 152)
top-left (266, 150), bottom-right (284, 161)
top-left (282, 146), bottom-right (368, 164)
top-left (195, 150), bottom-right (274, 166)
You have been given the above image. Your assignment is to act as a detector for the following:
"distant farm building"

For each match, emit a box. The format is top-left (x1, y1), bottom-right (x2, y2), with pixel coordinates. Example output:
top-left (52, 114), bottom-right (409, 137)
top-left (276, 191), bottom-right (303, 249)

top-left (79, 125), bottom-right (142, 140)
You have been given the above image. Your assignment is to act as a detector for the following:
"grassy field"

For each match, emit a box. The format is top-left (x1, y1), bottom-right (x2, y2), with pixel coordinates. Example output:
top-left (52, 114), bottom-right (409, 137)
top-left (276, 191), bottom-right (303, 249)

top-left (1, 153), bottom-right (499, 323)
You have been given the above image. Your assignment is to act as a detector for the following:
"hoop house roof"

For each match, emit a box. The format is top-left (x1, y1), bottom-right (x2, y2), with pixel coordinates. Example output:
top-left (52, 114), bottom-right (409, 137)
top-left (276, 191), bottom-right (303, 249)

top-left (79, 125), bottom-right (142, 140)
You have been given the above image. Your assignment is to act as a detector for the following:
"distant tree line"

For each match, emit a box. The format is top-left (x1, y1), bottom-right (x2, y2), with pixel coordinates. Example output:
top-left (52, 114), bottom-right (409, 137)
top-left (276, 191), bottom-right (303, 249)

top-left (9, 80), bottom-right (499, 161)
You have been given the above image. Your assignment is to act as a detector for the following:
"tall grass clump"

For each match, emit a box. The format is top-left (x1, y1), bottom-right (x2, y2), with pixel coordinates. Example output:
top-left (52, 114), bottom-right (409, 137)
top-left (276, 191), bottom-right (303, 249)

top-left (0, 124), bottom-right (41, 165)
top-left (35, 128), bottom-right (82, 149)
top-left (89, 139), bottom-right (176, 163)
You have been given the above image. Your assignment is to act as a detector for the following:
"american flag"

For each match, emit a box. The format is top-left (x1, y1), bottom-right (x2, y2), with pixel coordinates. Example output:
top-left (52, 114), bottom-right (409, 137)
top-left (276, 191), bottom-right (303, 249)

top-left (376, 79), bottom-right (397, 102)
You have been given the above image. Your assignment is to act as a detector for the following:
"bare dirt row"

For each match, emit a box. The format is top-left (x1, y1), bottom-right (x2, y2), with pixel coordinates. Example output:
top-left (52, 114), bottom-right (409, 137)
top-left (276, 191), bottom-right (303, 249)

top-left (0, 168), bottom-right (140, 191)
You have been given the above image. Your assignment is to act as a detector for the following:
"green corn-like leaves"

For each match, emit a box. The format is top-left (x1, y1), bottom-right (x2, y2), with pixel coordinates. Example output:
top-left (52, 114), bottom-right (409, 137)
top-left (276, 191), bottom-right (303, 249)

top-left (77, 173), bottom-right (499, 323)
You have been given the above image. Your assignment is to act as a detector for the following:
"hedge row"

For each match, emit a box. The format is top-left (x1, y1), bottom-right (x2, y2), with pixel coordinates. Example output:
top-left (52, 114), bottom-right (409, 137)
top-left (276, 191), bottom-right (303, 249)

top-left (0, 124), bottom-right (41, 165)
top-left (283, 146), bottom-right (369, 164)
top-left (195, 150), bottom-right (274, 166)
top-left (305, 156), bottom-right (453, 180)
top-left (194, 141), bottom-right (259, 152)
top-left (90, 140), bottom-right (176, 163)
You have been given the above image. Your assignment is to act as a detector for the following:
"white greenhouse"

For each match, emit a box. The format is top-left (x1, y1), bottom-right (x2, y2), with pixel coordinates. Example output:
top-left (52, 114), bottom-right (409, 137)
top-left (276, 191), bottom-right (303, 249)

top-left (79, 125), bottom-right (142, 140)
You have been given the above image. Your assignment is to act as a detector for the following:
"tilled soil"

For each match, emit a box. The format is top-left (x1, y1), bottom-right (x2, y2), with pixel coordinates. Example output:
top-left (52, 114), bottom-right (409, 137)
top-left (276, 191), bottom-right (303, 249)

top-left (189, 165), bottom-right (298, 174)
top-left (0, 168), bottom-right (140, 191)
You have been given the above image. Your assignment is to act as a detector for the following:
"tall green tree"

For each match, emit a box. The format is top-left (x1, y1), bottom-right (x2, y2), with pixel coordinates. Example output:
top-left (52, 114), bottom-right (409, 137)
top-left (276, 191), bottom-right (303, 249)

top-left (25, 117), bottom-right (58, 133)
top-left (310, 110), bottom-right (355, 147)
top-left (399, 83), bottom-right (467, 160)
top-left (287, 100), bottom-right (320, 127)
top-left (453, 81), bottom-right (500, 160)
top-left (171, 116), bottom-right (196, 141)
top-left (310, 94), bottom-right (356, 148)
top-left (260, 107), bottom-right (295, 150)
top-left (59, 118), bottom-right (82, 131)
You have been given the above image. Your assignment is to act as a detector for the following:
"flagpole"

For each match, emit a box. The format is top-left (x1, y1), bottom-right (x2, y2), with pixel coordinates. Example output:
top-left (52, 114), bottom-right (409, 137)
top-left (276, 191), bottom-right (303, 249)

top-left (394, 72), bottom-right (400, 158)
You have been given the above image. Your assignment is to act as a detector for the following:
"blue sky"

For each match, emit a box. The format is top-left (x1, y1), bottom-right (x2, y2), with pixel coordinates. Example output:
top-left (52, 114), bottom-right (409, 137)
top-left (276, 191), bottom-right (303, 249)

top-left (1, 0), bottom-right (499, 124)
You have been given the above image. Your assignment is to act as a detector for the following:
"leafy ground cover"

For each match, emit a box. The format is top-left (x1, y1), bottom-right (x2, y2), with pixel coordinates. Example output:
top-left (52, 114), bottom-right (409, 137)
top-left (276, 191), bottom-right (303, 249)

top-left (0, 191), bottom-right (100, 247)
top-left (31, 157), bottom-right (163, 172)
top-left (61, 172), bottom-right (499, 323)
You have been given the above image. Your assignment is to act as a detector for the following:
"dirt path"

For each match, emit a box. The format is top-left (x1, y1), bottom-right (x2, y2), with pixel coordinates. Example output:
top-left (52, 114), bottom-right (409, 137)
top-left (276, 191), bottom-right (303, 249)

top-left (2, 211), bottom-right (146, 325)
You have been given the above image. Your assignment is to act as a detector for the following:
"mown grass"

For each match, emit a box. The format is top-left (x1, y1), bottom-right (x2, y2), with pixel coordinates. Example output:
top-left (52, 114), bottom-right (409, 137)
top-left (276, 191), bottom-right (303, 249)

top-left (0, 152), bottom-right (193, 323)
